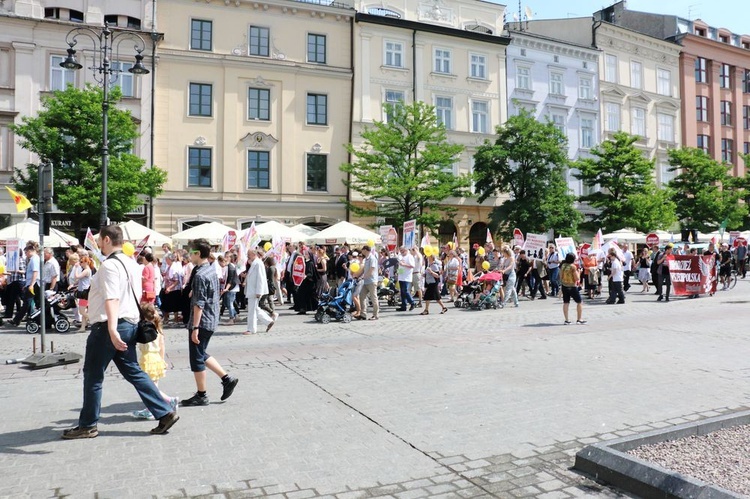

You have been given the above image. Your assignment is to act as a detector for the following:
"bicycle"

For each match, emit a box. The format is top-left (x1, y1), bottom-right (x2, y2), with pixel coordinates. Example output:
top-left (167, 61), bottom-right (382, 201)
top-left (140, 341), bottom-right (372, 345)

top-left (727, 268), bottom-right (738, 290)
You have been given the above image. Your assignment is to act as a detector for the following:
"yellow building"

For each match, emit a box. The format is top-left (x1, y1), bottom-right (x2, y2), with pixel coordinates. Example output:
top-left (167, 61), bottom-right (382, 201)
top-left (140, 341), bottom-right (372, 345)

top-left (153, 0), bottom-right (355, 234)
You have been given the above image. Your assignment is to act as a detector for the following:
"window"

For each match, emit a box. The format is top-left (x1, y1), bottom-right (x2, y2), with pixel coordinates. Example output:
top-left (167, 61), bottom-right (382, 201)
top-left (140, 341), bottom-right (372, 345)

top-left (604, 54), bottom-right (617, 83)
top-left (721, 100), bottom-right (732, 126)
top-left (188, 147), bottom-right (212, 187)
top-left (660, 160), bottom-right (676, 186)
top-left (696, 96), bottom-right (709, 122)
top-left (580, 118), bottom-right (594, 148)
top-left (306, 154), bottom-right (327, 192)
top-left (127, 16), bottom-right (141, 29)
top-left (249, 26), bottom-right (270, 57)
top-left (307, 34), bottom-right (326, 64)
top-left (657, 114), bottom-right (674, 142)
top-left (744, 69), bottom-right (750, 93)
top-left (247, 151), bottom-right (270, 189)
top-left (721, 138), bottom-right (733, 163)
top-left (0, 120), bottom-right (12, 172)
top-left (579, 77), bottom-right (593, 100)
top-left (435, 96), bottom-right (452, 129)
top-left (606, 103), bottom-right (621, 132)
top-left (657, 69), bottom-right (671, 96)
top-left (745, 142), bottom-right (750, 156)
top-left (470, 54), bottom-right (486, 79)
top-left (744, 105), bottom-right (750, 129)
top-left (697, 134), bottom-right (710, 154)
top-left (434, 48), bottom-right (451, 74)
top-left (306, 93), bottom-right (327, 125)
top-left (384, 90), bottom-right (404, 122)
top-left (50, 55), bottom-right (76, 91)
top-left (630, 61), bottom-right (642, 89)
top-left (695, 57), bottom-right (707, 83)
top-left (112, 62), bottom-right (134, 97)
top-left (631, 107), bottom-right (645, 137)
top-left (549, 72), bottom-right (564, 96)
top-left (551, 113), bottom-right (566, 135)
top-left (720, 63), bottom-right (731, 88)
top-left (191, 19), bottom-right (212, 51)
top-left (471, 100), bottom-right (489, 133)
top-left (384, 40), bottom-right (403, 67)
top-left (720, 34), bottom-right (729, 43)
top-left (248, 88), bottom-right (270, 121)
top-left (189, 83), bottom-right (212, 117)
top-left (516, 66), bottom-right (531, 90)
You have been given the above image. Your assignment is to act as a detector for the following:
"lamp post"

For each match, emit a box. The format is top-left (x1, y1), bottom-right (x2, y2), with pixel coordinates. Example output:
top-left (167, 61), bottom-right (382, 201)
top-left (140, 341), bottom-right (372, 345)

top-left (60, 25), bottom-right (150, 229)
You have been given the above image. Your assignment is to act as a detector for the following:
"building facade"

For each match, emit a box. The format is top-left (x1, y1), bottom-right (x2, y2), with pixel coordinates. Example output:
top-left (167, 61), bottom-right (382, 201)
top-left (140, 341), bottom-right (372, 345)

top-left (0, 0), bottom-right (154, 228)
top-left (594, 1), bottom-right (750, 178)
top-left (505, 28), bottom-right (600, 198)
top-left (351, 0), bottom-right (509, 247)
top-left (153, 0), bottom-right (354, 234)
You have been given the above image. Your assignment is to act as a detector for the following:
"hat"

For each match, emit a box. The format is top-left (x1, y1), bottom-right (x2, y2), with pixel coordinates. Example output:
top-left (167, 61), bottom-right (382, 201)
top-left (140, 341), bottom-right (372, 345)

top-left (351, 251), bottom-right (359, 257)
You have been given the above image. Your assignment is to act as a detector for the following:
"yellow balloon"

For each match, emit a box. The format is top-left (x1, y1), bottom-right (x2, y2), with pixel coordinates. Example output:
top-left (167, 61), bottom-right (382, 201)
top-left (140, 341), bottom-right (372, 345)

top-left (122, 242), bottom-right (135, 257)
top-left (263, 242), bottom-right (272, 251)
top-left (432, 246), bottom-right (439, 256)
top-left (349, 262), bottom-right (361, 273)
top-left (477, 247), bottom-right (486, 256)
top-left (367, 239), bottom-right (375, 247)
top-left (482, 260), bottom-right (490, 271)
top-left (423, 246), bottom-right (433, 257)
top-left (382, 277), bottom-right (390, 287)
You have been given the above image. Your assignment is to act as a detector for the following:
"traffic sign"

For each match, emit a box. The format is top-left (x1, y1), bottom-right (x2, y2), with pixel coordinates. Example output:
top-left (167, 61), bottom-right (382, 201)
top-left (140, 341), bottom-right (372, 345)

top-left (291, 255), bottom-right (306, 286)
top-left (386, 227), bottom-right (398, 252)
top-left (646, 233), bottom-right (660, 246)
top-left (733, 237), bottom-right (747, 248)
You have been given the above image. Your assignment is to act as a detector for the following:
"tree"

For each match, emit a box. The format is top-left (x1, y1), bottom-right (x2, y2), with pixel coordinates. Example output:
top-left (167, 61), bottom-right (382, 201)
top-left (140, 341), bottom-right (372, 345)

top-left (736, 154), bottom-right (750, 230)
top-left (10, 85), bottom-right (167, 230)
top-left (473, 109), bottom-right (581, 238)
top-left (341, 101), bottom-right (469, 232)
top-left (667, 147), bottom-right (746, 232)
top-left (572, 131), bottom-right (676, 232)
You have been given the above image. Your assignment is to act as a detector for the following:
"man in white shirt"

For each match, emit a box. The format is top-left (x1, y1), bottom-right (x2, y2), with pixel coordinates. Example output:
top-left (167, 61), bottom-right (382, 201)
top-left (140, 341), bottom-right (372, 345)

top-left (620, 243), bottom-right (634, 292)
top-left (606, 248), bottom-right (625, 304)
top-left (42, 248), bottom-right (60, 292)
top-left (396, 245), bottom-right (416, 311)
top-left (244, 248), bottom-right (276, 334)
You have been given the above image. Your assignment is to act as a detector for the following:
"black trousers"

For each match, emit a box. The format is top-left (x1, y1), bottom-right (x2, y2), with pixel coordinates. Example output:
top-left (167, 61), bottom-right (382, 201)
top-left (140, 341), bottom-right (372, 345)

top-left (14, 283), bottom-right (41, 324)
top-left (3, 280), bottom-right (24, 319)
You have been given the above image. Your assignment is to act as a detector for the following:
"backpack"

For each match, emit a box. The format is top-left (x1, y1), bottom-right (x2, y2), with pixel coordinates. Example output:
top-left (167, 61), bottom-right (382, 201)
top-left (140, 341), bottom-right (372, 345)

top-left (560, 263), bottom-right (577, 287)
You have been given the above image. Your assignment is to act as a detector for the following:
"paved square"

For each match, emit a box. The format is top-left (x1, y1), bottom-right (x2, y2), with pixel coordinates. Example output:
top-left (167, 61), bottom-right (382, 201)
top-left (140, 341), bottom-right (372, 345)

top-left (1, 283), bottom-right (749, 498)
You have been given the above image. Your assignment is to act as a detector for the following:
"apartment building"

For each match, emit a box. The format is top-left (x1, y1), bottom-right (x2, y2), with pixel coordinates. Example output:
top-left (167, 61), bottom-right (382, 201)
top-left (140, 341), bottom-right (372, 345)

top-left (527, 17), bottom-right (682, 187)
top-left (0, 0), bottom-right (154, 228)
top-left (594, 1), bottom-right (750, 178)
top-left (351, 0), bottom-right (509, 247)
top-left (153, 0), bottom-right (354, 234)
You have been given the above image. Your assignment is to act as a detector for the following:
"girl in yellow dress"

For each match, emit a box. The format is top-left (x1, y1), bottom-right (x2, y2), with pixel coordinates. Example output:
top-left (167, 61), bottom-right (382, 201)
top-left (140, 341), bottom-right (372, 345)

top-left (132, 304), bottom-right (178, 419)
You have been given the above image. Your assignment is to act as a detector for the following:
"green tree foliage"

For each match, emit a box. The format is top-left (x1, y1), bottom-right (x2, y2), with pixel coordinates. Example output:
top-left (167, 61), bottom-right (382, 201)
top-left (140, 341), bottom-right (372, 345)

top-left (473, 109), bottom-right (581, 238)
top-left (572, 131), bottom-right (676, 232)
top-left (667, 147), bottom-right (746, 232)
top-left (341, 101), bottom-right (469, 232)
top-left (10, 85), bottom-right (167, 228)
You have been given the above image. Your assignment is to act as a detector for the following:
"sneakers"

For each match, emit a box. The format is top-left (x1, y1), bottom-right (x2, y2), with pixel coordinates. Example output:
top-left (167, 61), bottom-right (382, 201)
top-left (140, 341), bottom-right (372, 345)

top-left (408, 303), bottom-right (416, 311)
top-left (150, 411), bottom-right (179, 435)
top-left (221, 376), bottom-right (239, 401)
top-left (62, 426), bottom-right (98, 439)
top-left (564, 320), bottom-right (572, 325)
top-left (132, 408), bottom-right (155, 420)
top-left (181, 393), bottom-right (209, 407)
top-left (576, 320), bottom-right (587, 325)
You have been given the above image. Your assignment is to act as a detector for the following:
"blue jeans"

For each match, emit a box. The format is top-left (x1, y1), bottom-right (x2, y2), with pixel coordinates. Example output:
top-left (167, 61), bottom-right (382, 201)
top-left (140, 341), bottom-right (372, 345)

top-left (399, 281), bottom-right (414, 308)
top-left (549, 267), bottom-right (560, 296)
top-left (78, 320), bottom-right (171, 427)
top-left (223, 291), bottom-right (237, 319)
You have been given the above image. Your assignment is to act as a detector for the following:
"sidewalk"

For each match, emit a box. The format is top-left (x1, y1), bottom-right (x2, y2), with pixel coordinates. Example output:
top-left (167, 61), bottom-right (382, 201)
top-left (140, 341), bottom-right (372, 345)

top-left (1, 283), bottom-right (749, 498)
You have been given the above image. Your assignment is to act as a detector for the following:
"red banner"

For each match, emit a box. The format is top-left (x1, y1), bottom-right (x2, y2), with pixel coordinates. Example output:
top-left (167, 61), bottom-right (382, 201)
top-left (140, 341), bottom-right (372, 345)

top-left (668, 255), bottom-right (717, 296)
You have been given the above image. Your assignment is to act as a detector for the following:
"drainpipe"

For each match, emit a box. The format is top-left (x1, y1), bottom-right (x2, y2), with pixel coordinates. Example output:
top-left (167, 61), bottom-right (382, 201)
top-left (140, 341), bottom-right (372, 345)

top-left (592, 18), bottom-right (602, 49)
top-left (346, 13), bottom-right (355, 223)
top-left (412, 29), bottom-right (417, 100)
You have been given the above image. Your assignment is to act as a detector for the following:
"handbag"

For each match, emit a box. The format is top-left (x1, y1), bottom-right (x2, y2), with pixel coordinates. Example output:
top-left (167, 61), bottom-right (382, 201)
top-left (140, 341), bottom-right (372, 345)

top-left (111, 256), bottom-right (158, 344)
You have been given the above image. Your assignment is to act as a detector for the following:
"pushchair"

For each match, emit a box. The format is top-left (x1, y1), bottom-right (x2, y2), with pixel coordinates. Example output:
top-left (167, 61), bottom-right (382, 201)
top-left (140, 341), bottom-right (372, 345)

top-left (26, 289), bottom-right (75, 334)
top-left (377, 277), bottom-right (397, 307)
top-left (315, 279), bottom-right (355, 324)
top-left (469, 280), bottom-right (503, 310)
top-left (455, 281), bottom-right (482, 308)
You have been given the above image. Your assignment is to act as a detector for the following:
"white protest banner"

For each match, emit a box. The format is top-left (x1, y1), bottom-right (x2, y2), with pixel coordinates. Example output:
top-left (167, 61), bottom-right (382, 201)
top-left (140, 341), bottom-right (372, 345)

top-left (601, 238), bottom-right (624, 260)
top-left (522, 233), bottom-right (547, 259)
top-left (555, 237), bottom-right (577, 260)
top-left (403, 219), bottom-right (417, 248)
top-left (6, 238), bottom-right (22, 272)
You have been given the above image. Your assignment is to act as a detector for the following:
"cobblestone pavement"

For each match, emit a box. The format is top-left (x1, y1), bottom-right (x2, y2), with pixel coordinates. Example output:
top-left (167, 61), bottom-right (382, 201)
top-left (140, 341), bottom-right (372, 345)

top-left (1, 281), bottom-right (749, 498)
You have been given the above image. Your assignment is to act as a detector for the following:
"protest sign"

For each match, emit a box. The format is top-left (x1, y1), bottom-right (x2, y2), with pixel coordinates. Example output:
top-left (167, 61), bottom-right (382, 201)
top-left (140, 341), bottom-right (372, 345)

top-left (668, 254), bottom-right (717, 296)
top-left (522, 233), bottom-right (547, 259)
top-left (555, 237), bottom-right (577, 260)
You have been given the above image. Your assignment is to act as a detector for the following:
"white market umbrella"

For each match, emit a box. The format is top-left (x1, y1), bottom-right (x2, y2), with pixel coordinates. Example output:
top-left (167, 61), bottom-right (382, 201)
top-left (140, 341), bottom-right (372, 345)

top-left (171, 221), bottom-right (235, 246)
top-left (117, 220), bottom-right (172, 247)
top-left (291, 223), bottom-right (320, 237)
top-left (0, 219), bottom-right (79, 248)
top-left (602, 228), bottom-right (647, 244)
top-left (246, 221), bottom-right (309, 243)
top-left (307, 221), bottom-right (382, 245)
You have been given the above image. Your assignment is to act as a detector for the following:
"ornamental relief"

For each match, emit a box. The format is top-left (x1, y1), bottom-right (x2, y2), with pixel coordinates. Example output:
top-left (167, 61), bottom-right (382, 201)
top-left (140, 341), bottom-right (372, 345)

top-left (240, 132), bottom-right (278, 150)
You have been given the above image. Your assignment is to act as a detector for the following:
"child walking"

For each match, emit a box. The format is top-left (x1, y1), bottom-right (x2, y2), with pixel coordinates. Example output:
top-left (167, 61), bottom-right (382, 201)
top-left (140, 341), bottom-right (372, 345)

top-left (132, 304), bottom-right (179, 420)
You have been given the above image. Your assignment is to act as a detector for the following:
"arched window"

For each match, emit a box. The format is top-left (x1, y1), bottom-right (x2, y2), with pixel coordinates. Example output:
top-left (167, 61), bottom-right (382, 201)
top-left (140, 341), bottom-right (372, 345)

top-left (367, 7), bottom-right (401, 18)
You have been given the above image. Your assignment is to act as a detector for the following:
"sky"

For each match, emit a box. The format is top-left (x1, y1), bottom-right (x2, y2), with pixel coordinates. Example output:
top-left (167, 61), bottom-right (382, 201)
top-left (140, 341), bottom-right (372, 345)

top-left (515, 0), bottom-right (748, 35)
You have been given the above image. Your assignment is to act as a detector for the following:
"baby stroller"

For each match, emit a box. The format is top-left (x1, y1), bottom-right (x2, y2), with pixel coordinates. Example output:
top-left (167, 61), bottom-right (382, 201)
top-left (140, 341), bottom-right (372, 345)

top-left (469, 280), bottom-right (503, 310)
top-left (377, 277), bottom-right (397, 307)
top-left (455, 281), bottom-right (482, 308)
top-left (315, 279), bottom-right (355, 324)
top-left (26, 289), bottom-right (75, 334)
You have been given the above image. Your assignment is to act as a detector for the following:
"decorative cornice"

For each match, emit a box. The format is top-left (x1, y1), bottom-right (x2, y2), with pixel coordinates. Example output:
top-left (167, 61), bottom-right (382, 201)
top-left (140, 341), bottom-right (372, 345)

top-left (511, 35), bottom-right (599, 62)
top-left (240, 131), bottom-right (278, 149)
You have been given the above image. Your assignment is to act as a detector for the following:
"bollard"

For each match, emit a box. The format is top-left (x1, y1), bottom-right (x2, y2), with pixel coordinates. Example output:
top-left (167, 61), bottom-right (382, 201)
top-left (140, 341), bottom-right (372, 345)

top-left (51, 341), bottom-right (55, 353)
top-left (33, 337), bottom-right (37, 354)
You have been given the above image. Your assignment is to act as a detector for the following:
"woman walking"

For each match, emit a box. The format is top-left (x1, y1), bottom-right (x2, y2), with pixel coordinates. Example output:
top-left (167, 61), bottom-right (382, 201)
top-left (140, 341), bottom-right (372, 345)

top-left (294, 250), bottom-right (318, 315)
top-left (421, 254), bottom-right (447, 315)
top-left (637, 247), bottom-right (651, 293)
top-left (499, 246), bottom-right (519, 308)
top-left (444, 250), bottom-right (461, 302)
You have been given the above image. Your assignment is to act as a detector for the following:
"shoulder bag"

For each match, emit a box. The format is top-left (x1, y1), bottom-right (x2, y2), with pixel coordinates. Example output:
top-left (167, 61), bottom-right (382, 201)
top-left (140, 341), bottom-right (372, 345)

top-left (111, 256), bottom-right (158, 344)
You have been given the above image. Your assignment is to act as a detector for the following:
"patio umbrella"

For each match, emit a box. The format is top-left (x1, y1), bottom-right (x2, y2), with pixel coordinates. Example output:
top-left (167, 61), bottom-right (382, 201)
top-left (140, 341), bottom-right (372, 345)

top-left (117, 220), bottom-right (172, 246)
top-left (602, 228), bottom-right (647, 244)
top-left (247, 221), bottom-right (309, 243)
top-left (171, 221), bottom-right (236, 246)
top-left (0, 219), bottom-right (79, 248)
top-left (478, 272), bottom-right (503, 282)
top-left (291, 224), bottom-right (320, 237)
top-left (307, 221), bottom-right (382, 245)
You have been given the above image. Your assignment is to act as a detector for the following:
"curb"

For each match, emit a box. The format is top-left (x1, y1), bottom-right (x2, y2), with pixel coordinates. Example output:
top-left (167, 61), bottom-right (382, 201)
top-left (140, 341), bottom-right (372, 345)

top-left (574, 410), bottom-right (750, 499)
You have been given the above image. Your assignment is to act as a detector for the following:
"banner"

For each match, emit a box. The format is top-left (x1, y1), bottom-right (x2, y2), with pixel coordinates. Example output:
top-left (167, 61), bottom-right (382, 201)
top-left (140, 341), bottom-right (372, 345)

top-left (668, 254), bottom-right (717, 296)
top-left (242, 222), bottom-right (260, 250)
top-left (555, 237), bottom-right (577, 260)
top-left (513, 228), bottom-right (524, 248)
top-left (134, 235), bottom-right (150, 258)
top-left (84, 228), bottom-right (104, 263)
top-left (420, 231), bottom-right (431, 248)
top-left (592, 229), bottom-right (604, 251)
top-left (486, 228), bottom-right (494, 245)
top-left (403, 219), bottom-right (417, 248)
top-left (221, 230), bottom-right (237, 253)
top-left (600, 238), bottom-right (624, 260)
top-left (522, 233), bottom-right (547, 259)
top-left (6, 238), bottom-right (22, 272)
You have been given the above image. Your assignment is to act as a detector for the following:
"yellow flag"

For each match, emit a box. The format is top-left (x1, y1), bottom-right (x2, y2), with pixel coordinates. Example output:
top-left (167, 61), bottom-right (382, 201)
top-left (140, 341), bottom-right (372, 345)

top-left (5, 186), bottom-right (33, 212)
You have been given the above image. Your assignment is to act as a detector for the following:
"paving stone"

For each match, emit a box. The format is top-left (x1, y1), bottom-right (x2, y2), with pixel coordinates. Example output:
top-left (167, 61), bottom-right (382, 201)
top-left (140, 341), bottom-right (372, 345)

top-left (537, 491), bottom-right (572, 499)
top-left (286, 489), bottom-right (317, 499)
top-left (509, 486), bottom-right (543, 497)
top-left (425, 483), bottom-right (458, 495)
top-left (394, 489), bottom-right (429, 499)
top-left (537, 479), bottom-right (569, 492)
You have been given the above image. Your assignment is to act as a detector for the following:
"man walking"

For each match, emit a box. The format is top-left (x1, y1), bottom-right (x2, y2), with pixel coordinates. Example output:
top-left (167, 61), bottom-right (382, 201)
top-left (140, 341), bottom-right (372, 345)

top-left (559, 253), bottom-right (585, 325)
top-left (244, 248), bottom-right (276, 334)
top-left (359, 245), bottom-right (379, 320)
top-left (62, 225), bottom-right (178, 439)
top-left (621, 243), bottom-right (633, 292)
top-left (181, 238), bottom-right (238, 407)
top-left (396, 245), bottom-right (416, 311)
top-left (605, 248), bottom-right (625, 304)
top-left (13, 242), bottom-right (40, 326)
top-left (42, 248), bottom-right (60, 292)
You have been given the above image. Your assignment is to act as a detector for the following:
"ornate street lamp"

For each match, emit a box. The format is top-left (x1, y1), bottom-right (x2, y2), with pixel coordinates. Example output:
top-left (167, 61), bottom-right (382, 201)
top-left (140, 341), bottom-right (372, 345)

top-left (61, 25), bottom-right (150, 229)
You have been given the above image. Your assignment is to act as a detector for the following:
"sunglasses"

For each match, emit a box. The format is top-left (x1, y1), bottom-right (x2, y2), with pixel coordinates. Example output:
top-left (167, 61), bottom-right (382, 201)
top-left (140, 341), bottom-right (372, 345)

top-left (189, 250), bottom-right (200, 255)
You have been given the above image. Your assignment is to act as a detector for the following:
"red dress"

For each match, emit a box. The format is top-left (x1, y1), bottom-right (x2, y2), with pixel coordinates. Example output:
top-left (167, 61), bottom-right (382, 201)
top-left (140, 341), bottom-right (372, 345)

top-left (141, 264), bottom-right (156, 303)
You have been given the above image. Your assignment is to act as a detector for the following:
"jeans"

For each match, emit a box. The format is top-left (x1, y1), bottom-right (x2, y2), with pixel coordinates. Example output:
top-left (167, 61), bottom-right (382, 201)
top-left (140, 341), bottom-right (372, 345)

top-left (548, 267), bottom-right (560, 296)
top-left (79, 320), bottom-right (171, 427)
top-left (398, 281), bottom-right (414, 308)
top-left (223, 291), bottom-right (237, 319)
top-left (503, 271), bottom-right (519, 306)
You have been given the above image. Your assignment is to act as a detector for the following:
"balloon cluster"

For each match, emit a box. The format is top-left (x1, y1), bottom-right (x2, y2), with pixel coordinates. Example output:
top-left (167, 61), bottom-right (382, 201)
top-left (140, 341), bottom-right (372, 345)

top-left (423, 246), bottom-right (433, 257)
